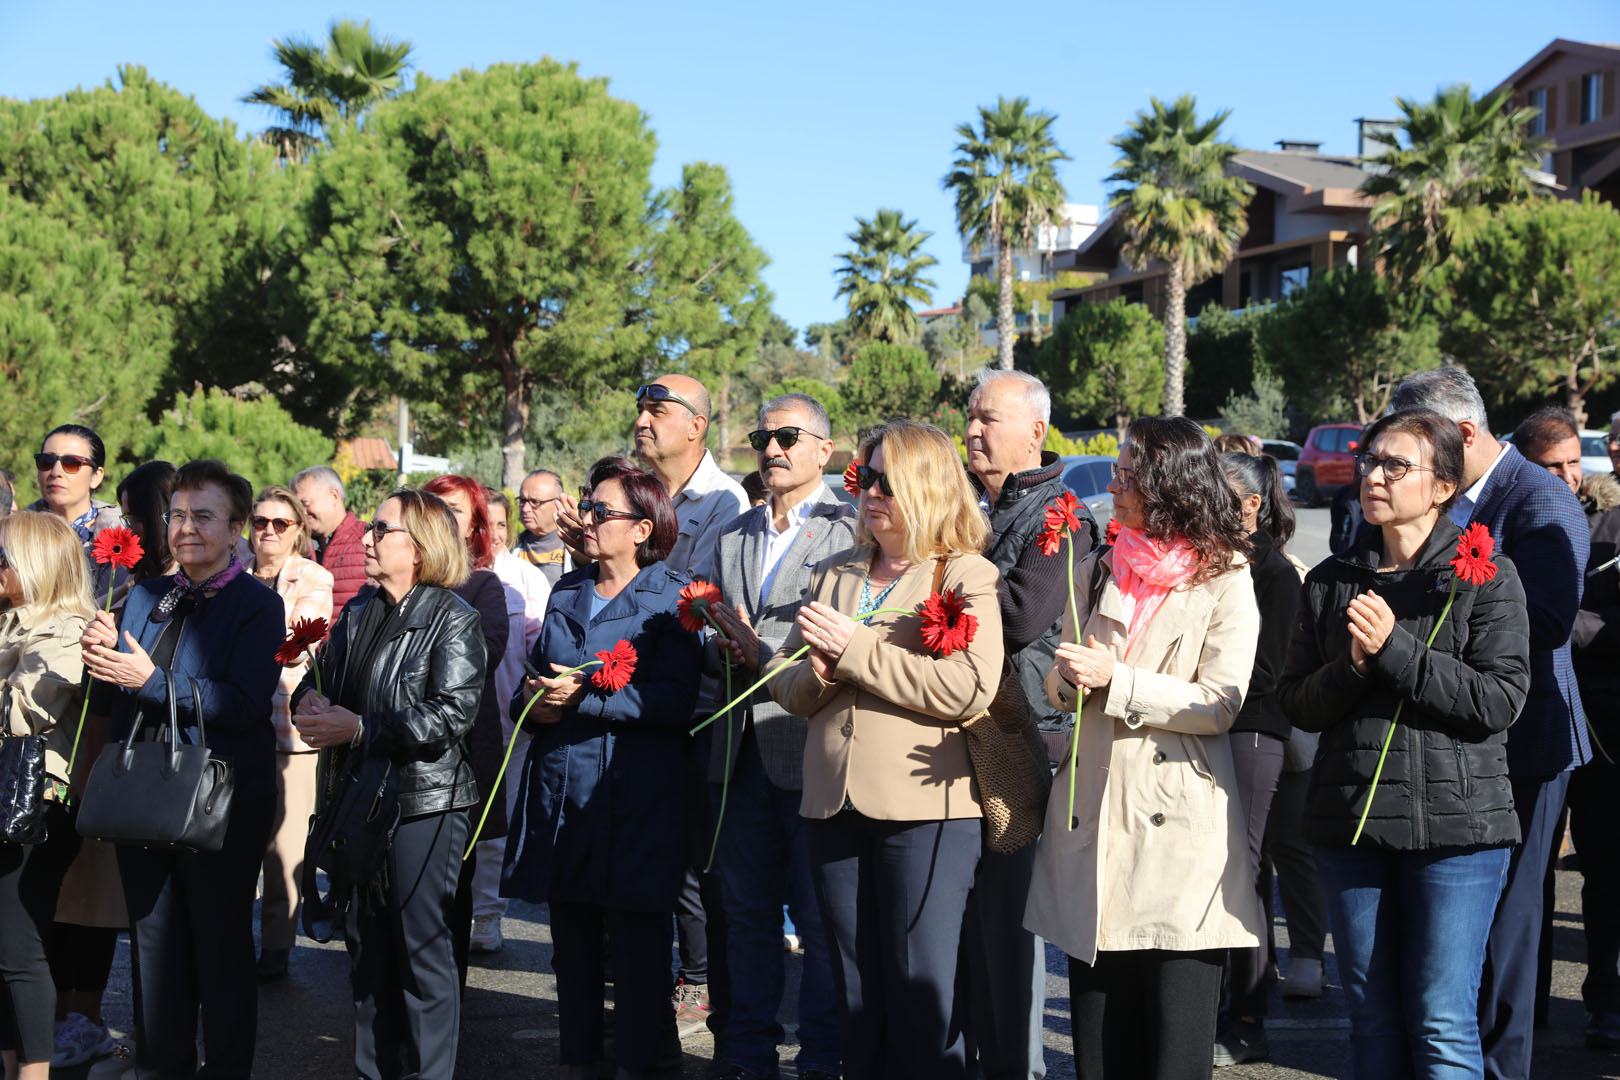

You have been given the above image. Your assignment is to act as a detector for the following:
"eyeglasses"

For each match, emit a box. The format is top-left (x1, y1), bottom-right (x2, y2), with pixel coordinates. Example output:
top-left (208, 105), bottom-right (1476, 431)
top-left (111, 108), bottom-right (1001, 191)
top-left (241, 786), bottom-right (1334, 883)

top-left (853, 465), bottom-right (894, 497)
top-left (1110, 463), bottom-right (1137, 486)
top-left (577, 499), bottom-right (643, 523)
top-left (1355, 454), bottom-right (1433, 482)
top-left (0, 548), bottom-right (8, 571)
top-left (516, 495), bottom-right (559, 508)
top-left (163, 510), bottom-right (221, 528)
top-left (748, 426), bottom-right (827, 452)
top-left (365, 519), bottom-right (412, 542)
top-left (250, 516), bottom-right (297, 535)
top-left (636, 383), bottom-right (706, 419)
top-left (34, 453), bottom-right (96, 474)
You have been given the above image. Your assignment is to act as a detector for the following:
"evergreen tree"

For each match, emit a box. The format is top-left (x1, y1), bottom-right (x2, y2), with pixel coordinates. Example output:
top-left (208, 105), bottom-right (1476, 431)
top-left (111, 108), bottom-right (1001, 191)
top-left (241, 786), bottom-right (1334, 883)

top-left (1037, 300), bottom-right (1165, 438)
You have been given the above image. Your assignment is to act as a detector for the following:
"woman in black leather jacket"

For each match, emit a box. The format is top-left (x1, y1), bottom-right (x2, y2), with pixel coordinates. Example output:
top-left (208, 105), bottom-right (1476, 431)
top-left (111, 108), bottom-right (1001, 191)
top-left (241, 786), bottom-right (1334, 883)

top-left (294, 490), bottom-right (486, 1080)
top-left (1277, 409), bottom-right (1530, 1079)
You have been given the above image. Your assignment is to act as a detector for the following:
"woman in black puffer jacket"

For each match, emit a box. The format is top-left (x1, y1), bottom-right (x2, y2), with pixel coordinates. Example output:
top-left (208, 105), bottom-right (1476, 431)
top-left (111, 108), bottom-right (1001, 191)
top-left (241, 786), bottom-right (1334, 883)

top-left (1278, 408), bottom-right (1530, 1080)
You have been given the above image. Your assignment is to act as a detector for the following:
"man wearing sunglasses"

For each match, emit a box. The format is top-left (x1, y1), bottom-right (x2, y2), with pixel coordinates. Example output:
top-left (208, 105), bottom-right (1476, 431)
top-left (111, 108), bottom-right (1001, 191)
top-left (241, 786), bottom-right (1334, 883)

top-left (694, 393), bottom-right (856, 1080)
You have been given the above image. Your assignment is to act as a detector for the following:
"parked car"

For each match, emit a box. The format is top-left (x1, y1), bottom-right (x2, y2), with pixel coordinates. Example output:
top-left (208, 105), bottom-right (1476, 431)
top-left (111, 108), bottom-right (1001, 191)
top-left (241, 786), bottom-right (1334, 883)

top-left (1260, 439), bottom-right (1301, 496)
top-left (1059, 454), bottom-right (1115, 528)
top-left (1295, 423), bottom-right (1364, 506)
top-left (1581, 429), bottom-right (1613, 476)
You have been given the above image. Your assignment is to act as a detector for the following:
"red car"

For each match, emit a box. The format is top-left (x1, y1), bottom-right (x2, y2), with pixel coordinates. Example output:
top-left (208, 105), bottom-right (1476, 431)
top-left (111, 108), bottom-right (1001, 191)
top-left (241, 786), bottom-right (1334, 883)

top-left (1295, 423), bottom-right (1364, 506)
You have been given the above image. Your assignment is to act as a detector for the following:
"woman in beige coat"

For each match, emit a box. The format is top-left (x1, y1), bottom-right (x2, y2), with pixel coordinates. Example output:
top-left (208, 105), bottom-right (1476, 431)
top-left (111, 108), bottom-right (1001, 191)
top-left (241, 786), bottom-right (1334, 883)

top-left (1024, 417), bottom-right (1265, 1080)
top-left (771, 419), bottom-right (1003, 1080)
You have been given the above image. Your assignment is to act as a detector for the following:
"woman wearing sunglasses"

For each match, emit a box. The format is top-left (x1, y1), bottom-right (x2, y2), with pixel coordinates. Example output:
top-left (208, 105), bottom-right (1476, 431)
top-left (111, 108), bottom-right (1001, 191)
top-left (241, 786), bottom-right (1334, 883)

top-left (769, 419), bottom-right (1004, 1080)
top-left (504, 457), bottom-right (704, 1080)
top-left (292, 490), bottom-right (487, 1080)
top-left (244, 485), bottom-right (333, 982)
top-left (1278, 409), bottom-right (1530, 1079)
top-left (26, 425), bottom-right (127, 603)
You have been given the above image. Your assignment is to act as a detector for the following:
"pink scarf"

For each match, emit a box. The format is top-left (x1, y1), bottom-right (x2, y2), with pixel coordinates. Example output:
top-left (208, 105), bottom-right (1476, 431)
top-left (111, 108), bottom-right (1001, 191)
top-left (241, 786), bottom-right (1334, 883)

top-left (1110, 527), bottom-right (1200, 652)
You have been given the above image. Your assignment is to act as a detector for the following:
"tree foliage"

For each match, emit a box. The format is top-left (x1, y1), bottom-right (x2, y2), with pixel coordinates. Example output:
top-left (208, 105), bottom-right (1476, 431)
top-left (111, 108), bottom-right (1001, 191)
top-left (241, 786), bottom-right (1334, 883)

top-left (1185, 303), bottom-right (1264, 419)
top-left (944, 97), bottom-right (1069, 370)
top-left (833, 208), bottom-right (938, 345)
top-left (1220, 370), bottom-right (1291, 440)
top-left (1037, 300), bottom-right (1164, 437)
top-left (137, 386), bottom-right (334, 488)
top-left (842, 343), bottom-right (941, 433)
top-left (1261, 267), bottom-right (1440, 423)
top-left (1107, 94), bottom-right (1253, 416)
top-left (1447, 193), bottom-right (1620, 426)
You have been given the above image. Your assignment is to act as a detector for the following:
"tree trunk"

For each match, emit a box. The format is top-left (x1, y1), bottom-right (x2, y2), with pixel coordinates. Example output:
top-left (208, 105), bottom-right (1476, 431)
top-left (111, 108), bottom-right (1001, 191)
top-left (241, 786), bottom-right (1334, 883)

top-left (996, 237), bottom-right (1016, 370)
top-left (499, 344), bottom-right (527, 492)
top-left (1563, 375), bottom-right (1588, 430)
top-left (1115, 409), bottom-right (1129, 443)
top-left (1162, 263), bottom-right (1187, 416)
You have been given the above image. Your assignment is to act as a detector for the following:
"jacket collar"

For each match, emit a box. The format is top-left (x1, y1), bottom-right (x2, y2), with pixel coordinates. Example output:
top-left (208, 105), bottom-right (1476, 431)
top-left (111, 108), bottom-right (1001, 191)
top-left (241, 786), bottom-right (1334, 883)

top-left (1340, 515), bottom-right (1465, 573)
top-left (559, 561), bottom-right (667, 627)
top-left (971, 451), bottom-right (1065, 510)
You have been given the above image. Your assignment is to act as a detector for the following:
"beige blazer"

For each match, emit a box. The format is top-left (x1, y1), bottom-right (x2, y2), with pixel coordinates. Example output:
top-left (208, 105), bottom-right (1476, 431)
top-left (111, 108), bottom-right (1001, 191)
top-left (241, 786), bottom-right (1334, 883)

top-left (247, 553), bottom-right (334, 753)
top-left (769, 550), bottom-right (1004, 822)
top-left (0, 605), bottom-right (89, 786)
top-left (1024, 549), bottom-right (1265, 965)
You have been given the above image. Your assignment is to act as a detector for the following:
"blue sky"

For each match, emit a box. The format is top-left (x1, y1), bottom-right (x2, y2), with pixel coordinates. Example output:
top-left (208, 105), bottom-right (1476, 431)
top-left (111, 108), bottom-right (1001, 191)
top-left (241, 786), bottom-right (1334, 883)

top-left (1, 1), bottom-right (1614, 338)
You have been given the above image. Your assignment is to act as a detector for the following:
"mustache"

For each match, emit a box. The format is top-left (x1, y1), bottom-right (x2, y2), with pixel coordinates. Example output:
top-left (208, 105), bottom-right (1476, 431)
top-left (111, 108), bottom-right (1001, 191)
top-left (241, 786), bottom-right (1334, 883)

top-left (763, 456), bottom-right (791, 470)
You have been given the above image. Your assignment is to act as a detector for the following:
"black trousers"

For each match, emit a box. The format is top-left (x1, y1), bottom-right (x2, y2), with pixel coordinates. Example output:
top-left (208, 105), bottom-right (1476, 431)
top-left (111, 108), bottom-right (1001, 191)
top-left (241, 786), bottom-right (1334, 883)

top-left (0, 802), bottom-right (80, 1063)
top-left (1225, 732), bottom-right (1285, 1019)
top-left (348, 810), bottom-right (467, 1080)
top-left (677, 725), bottom-right (729, 1030)
top-left (1069, 948), bottom-right (1225, 1080)
top-left (958, 840), bottom-right (1045, 1080)
top-left (120, 795), bottom-right (275, 1079)
top-left (1569, 761), bottom-right (1620, 1014)
top-left (49, 923), bottom-right (119, 995)
top-left (552, 900), bottom-right (679, 1070)
top-left (809, 810), bottom-right (982, 1080)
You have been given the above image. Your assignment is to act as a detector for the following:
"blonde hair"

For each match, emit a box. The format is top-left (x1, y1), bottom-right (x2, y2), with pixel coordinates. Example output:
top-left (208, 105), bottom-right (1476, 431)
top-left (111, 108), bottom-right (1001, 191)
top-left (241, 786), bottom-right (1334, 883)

top-left (0, 512), bottom-right (95, 621)
top-left (387, 490), bottom-right (471, 589)
top-left (855, 420), bottom-right (990, 563)
top-left (252, 485), bottom-right (314, 559)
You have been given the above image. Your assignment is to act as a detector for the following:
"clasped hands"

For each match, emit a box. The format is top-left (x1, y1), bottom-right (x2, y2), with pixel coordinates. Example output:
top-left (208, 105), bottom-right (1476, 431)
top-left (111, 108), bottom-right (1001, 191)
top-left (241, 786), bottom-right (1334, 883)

top-left (517, 665), bottom-right (588, 727)
top-left (79, 610), bottom-right (155, 690)
top-left (1347, 590), bottom-right (1395, 675)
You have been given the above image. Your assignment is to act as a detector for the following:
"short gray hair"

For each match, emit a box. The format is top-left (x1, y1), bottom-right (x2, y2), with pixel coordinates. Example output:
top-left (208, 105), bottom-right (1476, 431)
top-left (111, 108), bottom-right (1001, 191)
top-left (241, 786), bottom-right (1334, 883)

top-left (290, 465), bottom-right (345, 503)
top-left (1389, 367), bottom-right (1489, 429)
top-left (1609, 409), bottom-right (1620, 436)
top-left (760, 393), bottom-right (831, 438)
top-left (522, 468), bottom-right (562, 491)
top-left (971, 368), bottom-right (1051, 426)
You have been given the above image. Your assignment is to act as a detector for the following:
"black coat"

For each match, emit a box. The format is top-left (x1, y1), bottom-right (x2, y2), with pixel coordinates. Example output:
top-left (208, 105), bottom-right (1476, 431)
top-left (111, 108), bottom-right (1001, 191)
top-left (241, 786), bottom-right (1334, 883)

top-left (1232, 531), bottom-right (1301, 741)
top-left (1278, 516), bottom-right (1531, 851)
top-left (306, 584), bottom-right (487, 819)
top-left (452, 571), bottom-right (511, 838)
top-left (1573, 498), bottom-right (1620, 753)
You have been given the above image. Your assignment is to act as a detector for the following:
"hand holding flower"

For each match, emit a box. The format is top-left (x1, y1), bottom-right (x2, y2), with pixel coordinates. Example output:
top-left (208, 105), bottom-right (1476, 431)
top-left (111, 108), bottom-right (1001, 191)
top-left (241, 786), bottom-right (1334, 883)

top-left (80, 610), bottom-right (118, 653)
top-left (292, 700), bottom-right (360, 748)
top-left (1056, 635), bottom-right (1114, 691)
top-left (798, 601), bottom-right (857, 668)
top-left (710, 601), bottom-right (761, 670)
top-left (539, 664), bottom-right (589, 707)
top-left (84, 631), bottom-right (156, 690)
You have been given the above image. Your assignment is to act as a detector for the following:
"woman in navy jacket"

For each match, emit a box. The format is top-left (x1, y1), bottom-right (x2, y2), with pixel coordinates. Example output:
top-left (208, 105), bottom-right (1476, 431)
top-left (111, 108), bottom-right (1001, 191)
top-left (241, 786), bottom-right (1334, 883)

top-left (80, 460), bottom-right (284, 1078)
top-left (503, 458), bottom-right (702, 1080)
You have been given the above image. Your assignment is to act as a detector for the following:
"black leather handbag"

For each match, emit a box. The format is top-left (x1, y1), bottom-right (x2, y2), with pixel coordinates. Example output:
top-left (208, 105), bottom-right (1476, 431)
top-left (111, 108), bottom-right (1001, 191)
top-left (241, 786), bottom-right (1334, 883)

top-left (301, 750), bottom-right (400, 943)
top-left (0, 688), bottom-right (48, 845)
top-left (76, 673), bottom-right (236, 854)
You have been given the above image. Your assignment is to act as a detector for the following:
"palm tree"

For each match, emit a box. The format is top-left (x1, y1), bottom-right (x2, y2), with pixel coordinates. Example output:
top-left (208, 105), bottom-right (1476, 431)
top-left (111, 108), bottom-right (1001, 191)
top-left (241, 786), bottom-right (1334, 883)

top-left (242, 19), bottom-right (413, 163)
top-left (1359, 83), bottom-right (1547, 286)
top-left (944, 97), bottom-right (1069, 370)
top-left (834, 209), bottom-right (939, 345)
top-left (1107, 94), bottom-right (1253, 416)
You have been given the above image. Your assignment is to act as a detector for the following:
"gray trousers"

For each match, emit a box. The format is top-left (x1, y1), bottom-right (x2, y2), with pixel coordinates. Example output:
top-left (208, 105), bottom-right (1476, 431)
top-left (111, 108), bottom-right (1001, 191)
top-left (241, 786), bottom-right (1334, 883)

top-left (959, 841), bottom-right (1047, 1079)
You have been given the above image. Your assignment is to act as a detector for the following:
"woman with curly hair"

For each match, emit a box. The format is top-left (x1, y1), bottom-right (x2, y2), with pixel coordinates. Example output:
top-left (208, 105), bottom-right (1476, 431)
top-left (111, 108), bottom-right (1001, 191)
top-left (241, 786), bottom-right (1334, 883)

top-left (1025, 416), bottom-right (1265, 1080)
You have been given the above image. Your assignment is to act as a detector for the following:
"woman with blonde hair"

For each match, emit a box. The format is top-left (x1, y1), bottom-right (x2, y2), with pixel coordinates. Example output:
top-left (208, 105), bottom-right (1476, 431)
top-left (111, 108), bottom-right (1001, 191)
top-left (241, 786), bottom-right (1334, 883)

top-left (770, 419), bottom-right (1004, 1079)
top-left (0, 512), bottom-right (97, 1079)
top-left (245, 485), bottom-right (334, 981)
top-left (293, 489), bottom-right (486, 1080)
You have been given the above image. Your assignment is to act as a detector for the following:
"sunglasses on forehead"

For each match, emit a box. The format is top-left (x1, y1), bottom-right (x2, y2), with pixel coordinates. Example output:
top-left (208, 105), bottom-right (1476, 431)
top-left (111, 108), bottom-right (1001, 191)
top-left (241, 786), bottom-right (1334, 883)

top-left (636, 383), bottom-right (706, 419)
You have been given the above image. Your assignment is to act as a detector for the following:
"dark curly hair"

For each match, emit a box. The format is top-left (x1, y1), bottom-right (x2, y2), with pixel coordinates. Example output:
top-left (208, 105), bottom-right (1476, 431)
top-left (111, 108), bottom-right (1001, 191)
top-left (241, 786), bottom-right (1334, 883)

top-left (1122, 417), bottom-right (1248, 583)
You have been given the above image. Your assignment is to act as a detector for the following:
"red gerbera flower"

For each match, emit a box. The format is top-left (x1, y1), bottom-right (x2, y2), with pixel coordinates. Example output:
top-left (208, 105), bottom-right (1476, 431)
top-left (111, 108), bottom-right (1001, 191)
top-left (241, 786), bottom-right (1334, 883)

top-left (91, 526), bottom-right (144, 570)
top-left (1043, 492), bottom-right (1083, 537)
top-left (1036, 523), bottom-right (1063, 558)
top-left (1451, 522), bottom-right (1498, 586)
top-left (274, 616), bottom-right (329, 667)
top-left (1104, 519), bottom-right (1121, 545)
top-left (919, 587), bottom-right (978, 656)
top-left (590, 638), bottom-right (637, 692)
top-left (843, 461), bottom-right (862, 496)
top-left (678, 579), bottom-right (724, 633)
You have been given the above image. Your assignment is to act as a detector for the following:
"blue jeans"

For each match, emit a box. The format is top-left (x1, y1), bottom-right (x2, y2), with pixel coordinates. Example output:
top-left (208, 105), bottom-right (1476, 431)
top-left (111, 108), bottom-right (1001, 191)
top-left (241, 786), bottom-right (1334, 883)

top-left (710, 735), bottom-right (840, 1077)
top-left (1316, 845), bottom-right (1511, 1080)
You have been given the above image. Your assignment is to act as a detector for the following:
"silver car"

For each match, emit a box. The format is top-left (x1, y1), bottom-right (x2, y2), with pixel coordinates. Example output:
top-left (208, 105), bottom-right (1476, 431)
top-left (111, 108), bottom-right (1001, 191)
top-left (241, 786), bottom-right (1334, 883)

top-left (1059, 454), bottom-right (1116, 529)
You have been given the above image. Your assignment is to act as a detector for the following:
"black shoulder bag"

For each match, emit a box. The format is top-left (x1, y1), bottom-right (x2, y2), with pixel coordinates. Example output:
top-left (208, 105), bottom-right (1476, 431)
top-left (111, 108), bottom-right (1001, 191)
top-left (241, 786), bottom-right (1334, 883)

top-left (0, 687), bottom-right (49, 845)
top-left (76, 673), bottom-right (236, 854)
top-left (301, 750), bottom-right (400, 943)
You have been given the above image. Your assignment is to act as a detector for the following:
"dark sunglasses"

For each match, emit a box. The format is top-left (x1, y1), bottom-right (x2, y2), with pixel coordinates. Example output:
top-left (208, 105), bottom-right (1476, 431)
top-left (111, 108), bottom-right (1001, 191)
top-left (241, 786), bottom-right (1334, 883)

top-left (365, 519), bottom-right (412, 542)
top-left (0, 548), bottom-right (8, 570)
top-left (636, 383), bottom-right (706, 418)
top-left (251, 516), bottom-right (298, 535)
top-left (747, 426), bottom-right (826, 452)
top-left (34, 452), bottom-right (96, 474)
top-left (577, 499), bottom-right (643, 523)
top-left (854, 465), bottom-right (894, 497)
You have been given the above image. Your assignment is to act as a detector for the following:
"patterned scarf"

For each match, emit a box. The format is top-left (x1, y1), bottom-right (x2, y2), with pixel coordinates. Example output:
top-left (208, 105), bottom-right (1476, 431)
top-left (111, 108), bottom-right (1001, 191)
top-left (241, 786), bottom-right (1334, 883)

top-left (151, 554), bottom-right (245, 623)
top-left (1111, 527), bottom-right (1201, 652)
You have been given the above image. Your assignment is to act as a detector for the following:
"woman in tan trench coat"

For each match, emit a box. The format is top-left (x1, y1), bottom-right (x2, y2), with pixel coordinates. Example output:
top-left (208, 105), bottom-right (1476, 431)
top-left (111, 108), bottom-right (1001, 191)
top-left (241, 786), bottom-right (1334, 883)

top-left (1024, 416), bottom-right (1265, 1080)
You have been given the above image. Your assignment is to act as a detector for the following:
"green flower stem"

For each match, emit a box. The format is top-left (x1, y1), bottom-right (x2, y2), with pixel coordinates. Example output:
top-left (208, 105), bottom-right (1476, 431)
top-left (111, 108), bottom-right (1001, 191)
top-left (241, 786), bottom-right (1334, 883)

top-left (65, 579), bottom-right (117, 794)
top-left (688, 607), bottom-right (914, 738)
top-left (463, 657), bottom-right (600, 860)
top-left (1065, 534), bottom-right (1085, 831)
top-left (1351, 575), bottom-right (1459, 846)
top-left (704, 613), bottom-right (733, 873)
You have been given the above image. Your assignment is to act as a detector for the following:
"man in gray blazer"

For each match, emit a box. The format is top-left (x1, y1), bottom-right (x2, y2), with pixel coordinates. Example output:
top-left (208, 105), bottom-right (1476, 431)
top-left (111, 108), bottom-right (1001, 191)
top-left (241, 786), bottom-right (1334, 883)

top-left (704, 392), bottom-right (857, 1080)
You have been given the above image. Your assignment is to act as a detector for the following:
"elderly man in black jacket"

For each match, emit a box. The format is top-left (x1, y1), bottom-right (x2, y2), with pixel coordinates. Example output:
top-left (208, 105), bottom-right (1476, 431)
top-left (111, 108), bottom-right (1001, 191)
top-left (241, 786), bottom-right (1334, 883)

top-left (958, 369), bottom-right (1094, 1080)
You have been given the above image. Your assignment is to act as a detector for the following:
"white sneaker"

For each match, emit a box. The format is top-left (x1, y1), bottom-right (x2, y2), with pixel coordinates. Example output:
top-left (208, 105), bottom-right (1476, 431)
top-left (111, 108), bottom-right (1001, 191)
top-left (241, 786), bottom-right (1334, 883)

top-left (1282, 957), bottom-right (1325, 999)
top-left (470, 914), bottom-right (503, 953)
top-left (52, 1012), bottom-right (115, 1068)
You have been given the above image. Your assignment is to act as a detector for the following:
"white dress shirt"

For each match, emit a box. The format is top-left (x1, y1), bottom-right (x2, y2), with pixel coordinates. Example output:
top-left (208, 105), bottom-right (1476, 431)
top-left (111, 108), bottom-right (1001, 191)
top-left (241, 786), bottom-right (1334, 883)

top-left (1450, 441), bottom-right (1507, 526)
top-left (759, 493), bottom-right (817, 608)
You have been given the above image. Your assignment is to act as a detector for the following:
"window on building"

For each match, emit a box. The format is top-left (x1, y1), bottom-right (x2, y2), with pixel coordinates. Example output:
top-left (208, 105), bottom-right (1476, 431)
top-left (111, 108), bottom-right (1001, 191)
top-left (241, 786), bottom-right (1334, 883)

top-left (1528, 88), bottom-right (1547, 135)
top-left (1279, 264), bottom-right (1310, 297)
top-left (1582, 73), bottom-right (1604, 125)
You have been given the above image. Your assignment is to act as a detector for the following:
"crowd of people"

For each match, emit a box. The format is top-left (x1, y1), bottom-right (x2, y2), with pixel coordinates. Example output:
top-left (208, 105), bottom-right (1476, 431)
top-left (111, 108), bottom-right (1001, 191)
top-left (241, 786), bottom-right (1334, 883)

top-left (0, 362), bottom-right (1610, 1080)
